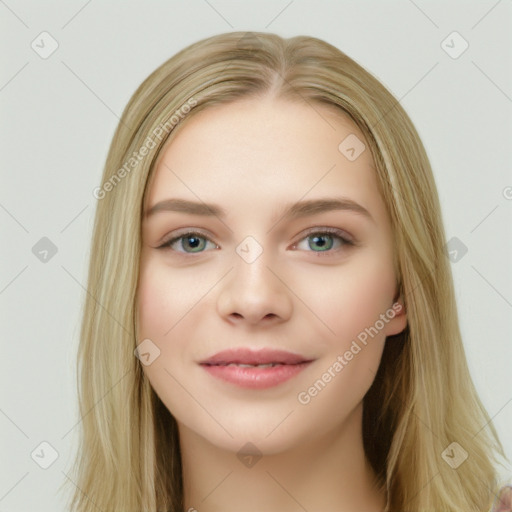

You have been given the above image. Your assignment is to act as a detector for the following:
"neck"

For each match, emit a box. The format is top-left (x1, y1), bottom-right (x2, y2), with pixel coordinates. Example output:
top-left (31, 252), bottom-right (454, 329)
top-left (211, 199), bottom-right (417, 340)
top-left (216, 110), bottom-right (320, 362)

top-left (179, 403), bottom-right (386, 512)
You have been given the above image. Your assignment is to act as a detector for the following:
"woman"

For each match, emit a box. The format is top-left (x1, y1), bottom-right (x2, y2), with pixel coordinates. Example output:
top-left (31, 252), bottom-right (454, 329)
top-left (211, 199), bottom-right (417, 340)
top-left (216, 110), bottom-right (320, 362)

top-left (66, 31), bottom-right (510, 511)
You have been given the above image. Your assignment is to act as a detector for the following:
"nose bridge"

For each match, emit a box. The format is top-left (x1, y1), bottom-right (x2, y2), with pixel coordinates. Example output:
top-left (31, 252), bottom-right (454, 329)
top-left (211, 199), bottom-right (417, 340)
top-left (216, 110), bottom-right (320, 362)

top-left (216, 233), bottom-right (292, 324)
top-left (231, 233), bottom-right (278, 293)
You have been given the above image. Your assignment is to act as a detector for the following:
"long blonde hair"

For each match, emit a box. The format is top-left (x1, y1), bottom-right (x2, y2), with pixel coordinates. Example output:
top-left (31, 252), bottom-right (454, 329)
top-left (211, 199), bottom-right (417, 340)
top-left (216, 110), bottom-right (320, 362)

top-left (64, 31), bottom-right (508, 511)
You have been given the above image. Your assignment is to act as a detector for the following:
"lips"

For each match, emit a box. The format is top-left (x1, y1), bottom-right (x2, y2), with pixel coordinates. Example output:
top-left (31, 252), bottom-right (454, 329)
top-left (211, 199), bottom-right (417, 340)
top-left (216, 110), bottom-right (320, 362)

top-left (199, 348), bottom-right (314, 389)
top-left (200, 347), bottom-right (312, 366)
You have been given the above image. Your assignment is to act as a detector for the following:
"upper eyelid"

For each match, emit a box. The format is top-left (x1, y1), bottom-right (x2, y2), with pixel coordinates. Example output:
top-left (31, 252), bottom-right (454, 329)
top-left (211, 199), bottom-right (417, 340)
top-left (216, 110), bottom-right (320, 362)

top-left (297, 226), bottom-right (354, 242)
top-left (162, 228), bottom-right (216, 246)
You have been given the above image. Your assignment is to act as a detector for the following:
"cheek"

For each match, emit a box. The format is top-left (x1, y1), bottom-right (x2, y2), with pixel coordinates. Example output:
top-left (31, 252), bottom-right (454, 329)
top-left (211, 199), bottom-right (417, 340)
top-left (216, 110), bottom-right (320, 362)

top-left (296, 255), bottom-right (395, 418)
top-left (136, 258), bottom-right (186, 386)
top-left (137, 268), bottom-right (170, 340)
top-left (137, 256), bottom-right (199, 340)
top-left (307, 250), bottom-right (397, 348)
top-left (136, 255), bottom-right (214, 379)
top-left (136, 259), bottom-right (189, 410)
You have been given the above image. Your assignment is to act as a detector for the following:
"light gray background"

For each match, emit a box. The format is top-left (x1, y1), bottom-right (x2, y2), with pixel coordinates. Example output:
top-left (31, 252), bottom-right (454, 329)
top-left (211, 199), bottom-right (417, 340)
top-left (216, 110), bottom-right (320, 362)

top-left (1, 1), bottom-right (511, 510)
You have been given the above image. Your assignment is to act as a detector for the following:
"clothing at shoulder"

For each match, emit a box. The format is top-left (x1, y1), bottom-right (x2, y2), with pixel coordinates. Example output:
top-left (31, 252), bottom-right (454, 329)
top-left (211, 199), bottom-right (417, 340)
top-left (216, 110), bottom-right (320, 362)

top-left (492, 484), bottom-right (512, 512)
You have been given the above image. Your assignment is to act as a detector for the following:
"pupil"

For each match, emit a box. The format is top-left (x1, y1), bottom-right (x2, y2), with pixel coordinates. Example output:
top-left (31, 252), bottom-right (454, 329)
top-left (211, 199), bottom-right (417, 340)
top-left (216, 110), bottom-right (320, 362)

top-left (186, 236), bottom-right (202, 251)
top-left (311, 235), bottom-right (332, 251)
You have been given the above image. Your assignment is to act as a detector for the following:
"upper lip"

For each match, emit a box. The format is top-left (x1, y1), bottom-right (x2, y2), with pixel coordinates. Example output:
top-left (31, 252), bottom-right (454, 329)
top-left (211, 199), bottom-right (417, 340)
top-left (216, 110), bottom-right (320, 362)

top-left (200, 348), bottom-right (313, 366)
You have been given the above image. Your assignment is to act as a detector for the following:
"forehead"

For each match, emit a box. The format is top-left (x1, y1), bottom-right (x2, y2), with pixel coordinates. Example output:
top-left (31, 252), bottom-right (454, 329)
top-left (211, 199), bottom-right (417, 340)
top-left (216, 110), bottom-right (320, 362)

top-left (144, 97), bottom-right (384, 220)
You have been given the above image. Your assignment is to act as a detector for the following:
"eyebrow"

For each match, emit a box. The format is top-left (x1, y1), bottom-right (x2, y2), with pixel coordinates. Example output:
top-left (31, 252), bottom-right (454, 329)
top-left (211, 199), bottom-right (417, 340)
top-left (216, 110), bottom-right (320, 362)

top-left (144, 197), bottom-right (374, 224)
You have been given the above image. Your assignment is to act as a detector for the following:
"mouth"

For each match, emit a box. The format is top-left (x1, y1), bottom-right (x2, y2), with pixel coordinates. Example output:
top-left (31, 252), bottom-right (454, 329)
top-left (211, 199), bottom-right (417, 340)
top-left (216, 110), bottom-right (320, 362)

top-left (199, 347), bottom-right (315, 389)
top-left (199, 347), bottom-right (312, 366)
top-left (203, 362), bottom-right (293, 368)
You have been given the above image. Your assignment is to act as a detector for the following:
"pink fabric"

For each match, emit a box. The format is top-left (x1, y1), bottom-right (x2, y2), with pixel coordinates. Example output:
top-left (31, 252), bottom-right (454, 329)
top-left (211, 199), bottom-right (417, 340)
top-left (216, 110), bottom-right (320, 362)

top-left (492, 485), bottom-right (512, 512)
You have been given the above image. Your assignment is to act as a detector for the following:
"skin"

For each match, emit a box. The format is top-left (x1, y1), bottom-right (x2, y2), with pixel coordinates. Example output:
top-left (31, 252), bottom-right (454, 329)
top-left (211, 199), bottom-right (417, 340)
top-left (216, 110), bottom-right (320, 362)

top-left (137, 95), bottom-right (407, 512)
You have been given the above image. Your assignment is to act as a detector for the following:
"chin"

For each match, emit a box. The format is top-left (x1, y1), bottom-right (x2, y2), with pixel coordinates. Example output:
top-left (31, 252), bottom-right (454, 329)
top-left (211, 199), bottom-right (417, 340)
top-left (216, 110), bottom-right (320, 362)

top-left (178, 415), bottom-right (302, 456)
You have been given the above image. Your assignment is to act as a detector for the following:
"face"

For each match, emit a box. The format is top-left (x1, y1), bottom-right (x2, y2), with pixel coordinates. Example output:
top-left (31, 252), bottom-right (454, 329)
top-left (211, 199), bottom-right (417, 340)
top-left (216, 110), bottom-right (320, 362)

top-left (136, 96), bottom-right (407, 454)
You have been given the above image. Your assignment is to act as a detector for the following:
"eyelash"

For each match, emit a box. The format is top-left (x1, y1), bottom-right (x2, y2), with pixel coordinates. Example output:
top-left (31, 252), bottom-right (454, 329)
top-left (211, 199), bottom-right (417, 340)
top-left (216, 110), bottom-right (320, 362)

top-left (157, 227), bottom-right (355, 257)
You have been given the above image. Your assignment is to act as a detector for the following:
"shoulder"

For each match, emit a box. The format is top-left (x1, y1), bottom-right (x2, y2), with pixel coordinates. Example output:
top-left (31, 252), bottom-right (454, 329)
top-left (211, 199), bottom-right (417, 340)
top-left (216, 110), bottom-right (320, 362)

top-left (492, 483), bottom-right (512, 512)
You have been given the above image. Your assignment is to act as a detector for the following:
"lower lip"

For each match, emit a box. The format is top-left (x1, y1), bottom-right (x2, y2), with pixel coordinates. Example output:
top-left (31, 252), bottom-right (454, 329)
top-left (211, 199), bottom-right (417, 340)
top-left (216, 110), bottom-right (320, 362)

top-left (200, 362), bottom-right (312, 389)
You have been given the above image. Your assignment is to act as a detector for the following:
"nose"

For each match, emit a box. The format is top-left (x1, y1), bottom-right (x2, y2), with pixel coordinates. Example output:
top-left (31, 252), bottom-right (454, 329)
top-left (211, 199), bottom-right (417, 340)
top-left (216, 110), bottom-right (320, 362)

top-left (216, 248), bottom-right (293, 326)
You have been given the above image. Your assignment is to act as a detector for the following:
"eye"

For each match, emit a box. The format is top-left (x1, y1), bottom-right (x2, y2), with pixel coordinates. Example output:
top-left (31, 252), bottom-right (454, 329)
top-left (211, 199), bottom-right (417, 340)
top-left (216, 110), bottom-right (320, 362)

top-left (157, 227), bottom-right (354, 255)
top-left (157, 231), bottom-right (217, 254)
top-left (292, 227), bottom-right (354, 256)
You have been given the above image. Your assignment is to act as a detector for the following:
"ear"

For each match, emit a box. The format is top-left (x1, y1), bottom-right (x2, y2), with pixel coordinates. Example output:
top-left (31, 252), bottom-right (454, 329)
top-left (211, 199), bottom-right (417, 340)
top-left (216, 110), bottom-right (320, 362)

top-left (384, 294), bottom-right (407, 337)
